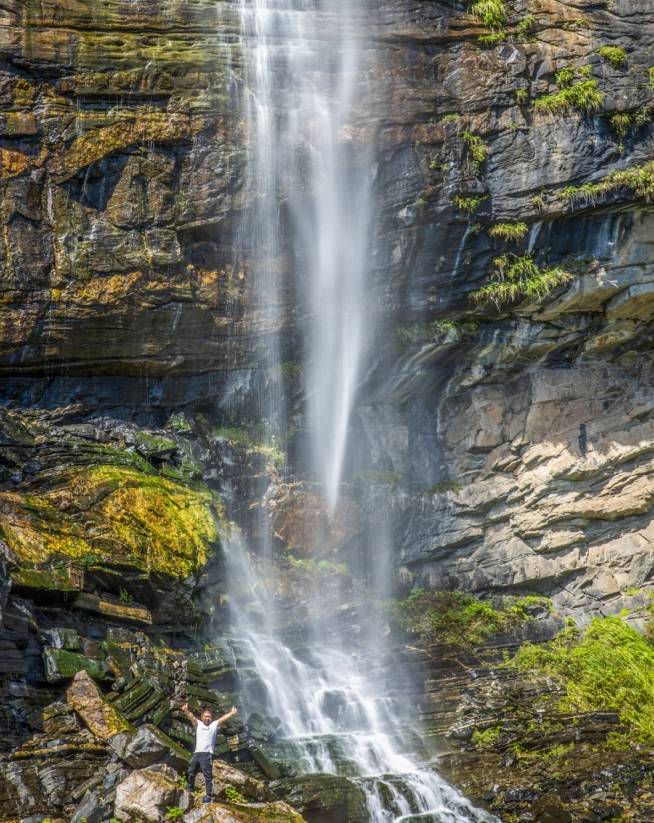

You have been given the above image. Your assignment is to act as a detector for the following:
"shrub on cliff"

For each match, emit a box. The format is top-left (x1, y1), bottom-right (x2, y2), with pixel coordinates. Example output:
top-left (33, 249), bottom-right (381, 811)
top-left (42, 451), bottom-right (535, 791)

top-left (512, 616), bottom-right (654, 743)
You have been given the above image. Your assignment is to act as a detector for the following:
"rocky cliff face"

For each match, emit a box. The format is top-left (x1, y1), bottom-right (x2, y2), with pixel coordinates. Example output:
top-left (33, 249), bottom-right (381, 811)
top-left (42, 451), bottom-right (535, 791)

top-left (2, 0), bottom-right (654, 821)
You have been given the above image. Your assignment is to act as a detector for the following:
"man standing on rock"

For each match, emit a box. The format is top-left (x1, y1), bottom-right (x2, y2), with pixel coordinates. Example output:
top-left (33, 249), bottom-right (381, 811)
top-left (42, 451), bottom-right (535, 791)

top-left (181, 703), bottom-right (238, 803)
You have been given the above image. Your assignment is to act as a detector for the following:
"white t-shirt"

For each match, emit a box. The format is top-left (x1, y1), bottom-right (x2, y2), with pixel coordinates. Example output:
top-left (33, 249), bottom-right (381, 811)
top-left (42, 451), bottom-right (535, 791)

top-left (194, 719), bottom-right (221, 753)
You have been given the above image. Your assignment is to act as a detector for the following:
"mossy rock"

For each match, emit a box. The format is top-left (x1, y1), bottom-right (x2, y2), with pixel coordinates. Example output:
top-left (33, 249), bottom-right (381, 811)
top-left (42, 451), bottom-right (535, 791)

top-left (43, 647), bottom-right (112, 683)
top-left (0, 465), bottom-right (223, 578)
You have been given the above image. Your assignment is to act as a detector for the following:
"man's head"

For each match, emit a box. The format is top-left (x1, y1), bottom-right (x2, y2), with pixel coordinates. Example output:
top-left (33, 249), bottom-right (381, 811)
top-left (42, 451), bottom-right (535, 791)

top-left (200, 708), bottom-right (213, 726)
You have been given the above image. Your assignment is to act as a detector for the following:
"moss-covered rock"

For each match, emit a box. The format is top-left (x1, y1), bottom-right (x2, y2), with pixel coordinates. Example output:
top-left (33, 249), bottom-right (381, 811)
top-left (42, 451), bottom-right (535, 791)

top-left (1, 464), bottom-right (221, 578)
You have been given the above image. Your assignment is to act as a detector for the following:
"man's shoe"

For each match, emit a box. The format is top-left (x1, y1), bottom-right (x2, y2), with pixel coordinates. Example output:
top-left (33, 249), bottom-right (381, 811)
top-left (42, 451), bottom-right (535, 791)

top-left (203, 796), bottom-right (211, 804)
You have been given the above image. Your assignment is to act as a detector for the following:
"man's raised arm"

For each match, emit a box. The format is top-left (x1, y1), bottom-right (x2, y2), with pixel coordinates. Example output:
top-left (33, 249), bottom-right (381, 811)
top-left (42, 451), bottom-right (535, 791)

top-left (181, 702), bottom-right (199, 726)
top-left (217, 706), bottom-right (238, 725)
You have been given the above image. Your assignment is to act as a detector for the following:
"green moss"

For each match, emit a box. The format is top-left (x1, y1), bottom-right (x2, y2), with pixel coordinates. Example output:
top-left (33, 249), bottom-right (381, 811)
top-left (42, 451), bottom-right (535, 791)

top-left (224, 787), bottom-right (248, 804)
top-left (478, 32), bottom-right (507, 46)
top-left (534, 79), bottom-right (603, 114)
top-left (396, 318), bottom-right (480, 347)
top-left (132, 431), bottom-right (177, 457)
top-left (355, 470), bottom-right (401, 486)
top-left (598, 46), bottom-right (627, 68)
top-left (511, 616), bottom-right (654, 743)
top-left (472, 725), bottom-right (501, 748)
top-left (395, 588), bottom-right (535, 650)
top-left (488, 222), bottom-right (529, 241)
top-left (214, 426), bottom-right (285, 472)
top-left (515, 88), bottom-right (529, 104)
top-left (470, 253), bottom-right (572, 308)
top-left (44, 648), bottom-right (109, 682)
top-left (466, 0), bottom-right (506, 29)
top-left (462, 131), bottom-right (489, 170)
top-left (559, 160), bottom-right (654, 205)
top-left (427, 478), bottom-right (463, 494)
top-left (0, 466), bottom-right (221, 578)
top-left (286, 555), bottom-right (350, 577)
top-left (439, 113), bottom-right (460, 125)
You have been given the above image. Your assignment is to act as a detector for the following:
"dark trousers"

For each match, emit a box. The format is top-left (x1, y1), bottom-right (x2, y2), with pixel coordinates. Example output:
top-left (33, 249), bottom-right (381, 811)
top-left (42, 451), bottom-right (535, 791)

top-left (188, 751), bottom-right (213, 797)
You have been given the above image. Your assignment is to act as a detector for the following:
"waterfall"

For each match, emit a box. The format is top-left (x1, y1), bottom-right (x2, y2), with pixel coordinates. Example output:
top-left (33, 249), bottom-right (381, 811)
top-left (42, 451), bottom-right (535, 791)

top-left (226, 1), bottom-right (500, 821)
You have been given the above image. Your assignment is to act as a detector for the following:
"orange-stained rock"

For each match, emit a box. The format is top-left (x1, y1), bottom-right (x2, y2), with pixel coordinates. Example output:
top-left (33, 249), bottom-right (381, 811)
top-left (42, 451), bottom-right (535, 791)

top-left (266, 483), bottom-right (361, 554)
top-left (66, 670), bottom-right (131, 741)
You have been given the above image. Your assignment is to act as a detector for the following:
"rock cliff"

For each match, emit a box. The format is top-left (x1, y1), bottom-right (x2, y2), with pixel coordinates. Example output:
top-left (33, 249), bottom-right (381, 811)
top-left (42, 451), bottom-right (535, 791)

top-left (2, 0), bottom-right (654, 821)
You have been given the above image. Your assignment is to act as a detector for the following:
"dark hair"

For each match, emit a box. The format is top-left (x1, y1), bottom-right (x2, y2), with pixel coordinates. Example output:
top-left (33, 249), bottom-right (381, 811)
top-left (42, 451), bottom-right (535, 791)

top-left (200, 707), bottom-right (213, 715)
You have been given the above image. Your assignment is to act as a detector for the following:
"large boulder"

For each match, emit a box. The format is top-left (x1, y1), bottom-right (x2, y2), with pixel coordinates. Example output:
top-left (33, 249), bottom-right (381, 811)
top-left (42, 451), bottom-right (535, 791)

top-left (211, 760), bottom-right (268, 801)
top-left (114, 764), bottom-right (190, 822)
top-left (183, 800), bottom-right (306, 822)
top-left (67, 670), bottom-right (131, 741)
top-left (112, 723), bottom-right (190, 771)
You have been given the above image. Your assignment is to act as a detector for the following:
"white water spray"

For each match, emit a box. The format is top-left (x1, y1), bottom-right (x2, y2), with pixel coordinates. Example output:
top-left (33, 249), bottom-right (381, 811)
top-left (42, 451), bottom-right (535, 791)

top-left (229, 2), bottom-right (500, 820)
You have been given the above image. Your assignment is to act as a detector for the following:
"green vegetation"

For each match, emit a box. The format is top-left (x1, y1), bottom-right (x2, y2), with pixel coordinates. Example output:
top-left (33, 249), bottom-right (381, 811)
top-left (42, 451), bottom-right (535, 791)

top-left (466, 0), bottom-right (506, 28)
top-left (478, 32), bottom-right (507, 46)
top-left (488, 222), bottom-right (529, 241)
top-left (462, 131), bottom-right (489, 170)
top-left (0, 466), bottom-right (221, 578)
top-left (286, 555), bottom-right (350, 577)
top-left (650, 67), bottom-right (654, 89)
top-left (529, 194), bottom-right (545, 211)
top-left (515, 14), bottom-right (536, 39)
top-left (439, 113), bottom-right (460, 125)
top-left (472, 725), bottom-right (502, 748)
top-left (165, 809), bottom-right (184, 821)
top-left (224, 787), bottom-right (248, 804)
top-left (515, 88), bottom-right (529, 104)
top-left (396, 318), bottom-right (479, 346)
top-left (355, 469), bottom-right (402, 486)
top-left (454, 194), bottom-right (487, 212)
top-left (555, 67), bottom-right (575, 88)
top-left (559, 160), bottom-right (654, 205)
top-left (610, 113), bottom-right (633, 137)
top-left (470, 253), bottom-right (572, 309)
top-left (427, 478), bottom-right (463, 494)
top-left (534, 79), bottom-right (603, 114)
top-left (598, 45), bottom-right (627, 68)
top-left (512, 616), bottom-right (654, 743)
top-left (395, 588), bottom-right (549, 650)
top-left (214, 426), bottom-right (285, 471)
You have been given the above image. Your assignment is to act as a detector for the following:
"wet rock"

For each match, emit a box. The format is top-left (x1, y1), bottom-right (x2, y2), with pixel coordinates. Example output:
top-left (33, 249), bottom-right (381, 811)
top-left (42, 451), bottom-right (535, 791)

top-left (533, 794), bottom-right (573, 823)
top-left (43, 647), bottom-right (112, 683)
top-left (70, 789), bottom-right (112, 823)
top-left (114, 763), bottom-right (190, 823)
top-left (271, 774), bottom-right (368, 823)
top-left (183, 800), bottom-right (306, 823)
top-left (246, 712), bottom-right (281, 743)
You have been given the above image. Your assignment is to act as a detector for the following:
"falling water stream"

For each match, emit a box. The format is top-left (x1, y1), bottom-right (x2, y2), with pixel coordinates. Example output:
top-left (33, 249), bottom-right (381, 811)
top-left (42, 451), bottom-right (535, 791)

top-left (226, 1), bottom-right (499, 820)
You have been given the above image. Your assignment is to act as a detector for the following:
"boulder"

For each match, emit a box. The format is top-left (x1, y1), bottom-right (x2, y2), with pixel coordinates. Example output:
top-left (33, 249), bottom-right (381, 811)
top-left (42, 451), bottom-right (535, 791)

top-left (183, 800), bottom-right (306, 823)
top-left (67, 670), bottom-right (131, 741)
top-left (112, 723), bottom-right (190, 770)
top-left (43, 647), bottom-right (112, 683)
top-left (114, 763), bottom-right (190, 823)
top-left (211, 759), bottom-right (268, 801)
top-left (70, 790), bottom-right (112, 823)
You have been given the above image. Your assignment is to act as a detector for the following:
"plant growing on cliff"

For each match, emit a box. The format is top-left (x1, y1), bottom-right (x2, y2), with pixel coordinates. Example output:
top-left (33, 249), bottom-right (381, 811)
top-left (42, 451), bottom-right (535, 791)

top-left (462, 131), bottom-right (489, 171)
top-left (470, 253), bottom-right (572, 308)
top-left (224, 787), bottom-right (248, 804)
top-left (165, 809), bottom-right (184, 821)
top-left (511, 616), bottom-right (654, 743)
top-left (534, 79), bottom-right (603, 114)
top-left (488, 222), bottom-right (529, 241)
top-left (598, 45), bottom-right (627, 68)
top-left (454, 194), bottom-right (487, 212)
top-left (394, 589), bottom-right (542, 650)
top-left (466, 0), bottom-right (506, 29)
top-left (559, 160), bottom-right (654, 205)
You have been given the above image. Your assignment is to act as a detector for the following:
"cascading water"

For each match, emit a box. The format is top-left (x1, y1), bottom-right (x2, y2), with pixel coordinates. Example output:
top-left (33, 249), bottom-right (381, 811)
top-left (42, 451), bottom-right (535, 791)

top-left (226, 2), bottom-right (500, 821)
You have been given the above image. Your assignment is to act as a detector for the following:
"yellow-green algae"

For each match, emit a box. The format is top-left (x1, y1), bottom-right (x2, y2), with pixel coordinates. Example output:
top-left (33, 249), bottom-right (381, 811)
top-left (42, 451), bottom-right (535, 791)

top-left (0, 466), bottom-right (221, 578)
